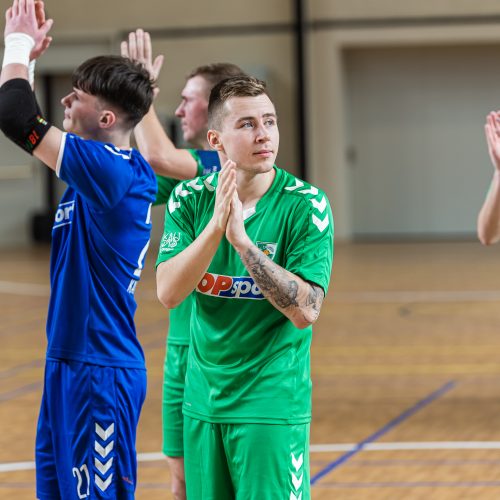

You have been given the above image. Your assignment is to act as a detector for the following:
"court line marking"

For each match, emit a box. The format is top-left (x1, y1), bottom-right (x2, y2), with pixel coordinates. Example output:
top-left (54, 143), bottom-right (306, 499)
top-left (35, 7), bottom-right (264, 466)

top-left (5, 440), bottom-right (500, 473)
top-left (5, 279), bottom-right (500, 304)
top-left (0, 281), bottom-right (49, 297)
top-left (310, 380), bottom-right (457, 485)
top-left (314, 480), bottom-right (500, 489)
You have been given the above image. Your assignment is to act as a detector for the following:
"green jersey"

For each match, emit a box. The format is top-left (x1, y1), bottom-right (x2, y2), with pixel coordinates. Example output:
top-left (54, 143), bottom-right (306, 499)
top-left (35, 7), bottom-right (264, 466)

top-left (155, 149), bottom-right (221, 345)
top-left (156, 167), bottom-right (334, 423)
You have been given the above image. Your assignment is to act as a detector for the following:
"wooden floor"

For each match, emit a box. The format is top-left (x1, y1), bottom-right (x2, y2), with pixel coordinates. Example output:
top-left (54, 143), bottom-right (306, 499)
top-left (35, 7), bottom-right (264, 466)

top-left (2, 241), bottom-right (500, 499)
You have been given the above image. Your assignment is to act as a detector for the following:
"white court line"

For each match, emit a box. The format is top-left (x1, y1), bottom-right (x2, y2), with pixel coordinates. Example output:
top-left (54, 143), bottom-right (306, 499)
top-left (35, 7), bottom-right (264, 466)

top-left (334, 290), bottom-right (500, 303)
top-left (0, 281), bottom-right (49, 297)
top-left (3, 278), bottom-right (500, 303)
top-left (4, 281), bottom-right (500, 304)
top-left (3, 442), bottom-right (500, 473)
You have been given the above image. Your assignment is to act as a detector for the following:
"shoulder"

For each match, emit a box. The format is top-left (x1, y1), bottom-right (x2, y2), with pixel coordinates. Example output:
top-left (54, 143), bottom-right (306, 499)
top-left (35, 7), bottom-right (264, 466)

top-left (275, 168), bottom-right (332, 234)
top-left (277, 168), bottom-right (330, 207)
top-left (167, 171), bottom-right (218, 215)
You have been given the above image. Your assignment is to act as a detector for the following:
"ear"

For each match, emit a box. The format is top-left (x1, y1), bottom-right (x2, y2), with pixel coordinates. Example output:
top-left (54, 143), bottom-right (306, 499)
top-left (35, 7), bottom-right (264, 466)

top-left (98, 110), bottom-right (117, 129)
top-left (207, 129), bottom-right (224, 152)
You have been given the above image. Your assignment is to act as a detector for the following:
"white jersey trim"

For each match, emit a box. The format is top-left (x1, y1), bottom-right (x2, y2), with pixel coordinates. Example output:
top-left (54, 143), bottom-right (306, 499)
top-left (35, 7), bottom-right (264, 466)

top-left (55, 132), bottom-right (67, 178)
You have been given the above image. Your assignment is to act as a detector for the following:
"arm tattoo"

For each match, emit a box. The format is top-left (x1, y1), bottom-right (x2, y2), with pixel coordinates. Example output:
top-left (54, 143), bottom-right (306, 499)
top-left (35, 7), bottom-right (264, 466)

top-left (243, 246), bottom-right (299, 309)
top-left (303, 283), bottom-right (324, 323)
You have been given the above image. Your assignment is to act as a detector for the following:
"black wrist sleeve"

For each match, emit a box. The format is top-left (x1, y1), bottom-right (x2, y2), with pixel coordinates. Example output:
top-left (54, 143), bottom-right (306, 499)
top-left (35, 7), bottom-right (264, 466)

top-left (0, 78), bottom-right (51, 154)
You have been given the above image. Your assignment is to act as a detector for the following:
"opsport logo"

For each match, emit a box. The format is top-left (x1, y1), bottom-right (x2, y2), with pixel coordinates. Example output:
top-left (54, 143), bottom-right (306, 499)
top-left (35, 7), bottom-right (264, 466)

top-left (197, 272), bottom-right (265, 300)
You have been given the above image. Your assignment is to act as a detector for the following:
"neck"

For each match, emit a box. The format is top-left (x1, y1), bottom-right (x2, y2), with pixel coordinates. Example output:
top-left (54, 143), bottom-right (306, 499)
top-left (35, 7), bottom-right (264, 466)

top-left (236, 167), bottom-right (275, 209)
top-left (86, 129), bottom-right (131, 150)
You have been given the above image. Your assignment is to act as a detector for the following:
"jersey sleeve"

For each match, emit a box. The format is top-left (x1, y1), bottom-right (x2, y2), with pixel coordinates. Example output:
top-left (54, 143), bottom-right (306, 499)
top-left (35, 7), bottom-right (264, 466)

top-left (188, 149), bottom-right (221, 176)
top-left (154, 174), bottom-right (179, 206)
top-left (57, 134), bottom-right (134, 211)
top-left (156, 180), bottom-right (196, 268)
top-left (284, 190), bottom-right (334, 294)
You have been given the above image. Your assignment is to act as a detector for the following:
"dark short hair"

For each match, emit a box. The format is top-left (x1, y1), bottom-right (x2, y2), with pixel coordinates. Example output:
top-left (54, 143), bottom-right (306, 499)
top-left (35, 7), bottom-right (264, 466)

top-left (187, 63), bottom-right (246, 93)
top-left (208, 75), bottom-right (270, 129)
top-left (72, 55), bottom-right (154, 128)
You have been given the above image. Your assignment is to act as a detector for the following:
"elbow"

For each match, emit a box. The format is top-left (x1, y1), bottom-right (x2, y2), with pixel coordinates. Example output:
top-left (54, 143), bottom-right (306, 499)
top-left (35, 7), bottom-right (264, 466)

top-left (156, 285), bottom-right (181, 310)
top-left (290, 313), bottom-right (315, 330)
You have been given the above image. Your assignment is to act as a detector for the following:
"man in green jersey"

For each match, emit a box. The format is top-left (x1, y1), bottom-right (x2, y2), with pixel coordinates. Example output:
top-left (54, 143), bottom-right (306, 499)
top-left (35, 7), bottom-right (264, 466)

top-left (156, 76), bottom-right (334, 499)
top-left (122, 29), bottom-right (245, 500)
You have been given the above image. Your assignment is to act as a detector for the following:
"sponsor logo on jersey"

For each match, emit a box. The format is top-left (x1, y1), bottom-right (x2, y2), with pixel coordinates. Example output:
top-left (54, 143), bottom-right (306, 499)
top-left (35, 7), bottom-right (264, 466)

top-left (159, 232), bottom-right (181, 253)
top-left (256, 241), bottom-right (277, 260)
top-left (197, 272), bottom-right (265, 300)
top-left (53, 200), bottom-right (75, 229)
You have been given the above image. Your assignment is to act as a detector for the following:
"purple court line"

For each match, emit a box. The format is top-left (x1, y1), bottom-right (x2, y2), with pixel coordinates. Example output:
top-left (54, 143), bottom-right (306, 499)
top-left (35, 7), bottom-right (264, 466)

top-left (0, 382), bottom-right (42, 402)
top-left (310, 380), bottom-right (457, 485)
top-left (0, 359), bottom-right (43, 379)
top-left (311, 458), bottom-right (500, 467)
top-left (314, 480), bottom-right (500, 489)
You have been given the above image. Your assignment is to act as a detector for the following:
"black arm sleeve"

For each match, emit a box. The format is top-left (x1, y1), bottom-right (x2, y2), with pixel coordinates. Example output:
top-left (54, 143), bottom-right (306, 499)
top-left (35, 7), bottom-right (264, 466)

top-left (0, 78), bottom-right (51, 154)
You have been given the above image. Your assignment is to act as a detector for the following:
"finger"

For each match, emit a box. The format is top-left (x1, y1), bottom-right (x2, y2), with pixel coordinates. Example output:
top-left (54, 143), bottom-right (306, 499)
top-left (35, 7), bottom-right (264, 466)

top-left (136, 28), bottom-right (144, 60)
top-left (19, 0), bottom-right (27, 16)
top-left (120, 41), bottom-right (129, 58)
top-left (128, 31), bottom-right (137, 60)
top-left (35, 0), bottom-right (45, 25)
top-left (39, 17), bottom-right (53, 37)
top-left (6, 6), bottom-right (12, 22)
top-left (152, 55), bottom-right (164, 80)
top-left (144, 31), bottom-right (152, 64)
top-left (12, 0), bottom-right (19, 17)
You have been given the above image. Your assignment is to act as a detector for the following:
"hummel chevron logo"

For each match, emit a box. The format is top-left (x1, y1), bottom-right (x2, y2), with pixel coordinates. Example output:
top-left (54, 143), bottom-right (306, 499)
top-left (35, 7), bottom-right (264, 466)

top-left (186, 178), bottom-right (203, 191)
top-left (299, 186), bottom-right (318, 196)
top-left (168, 197), bottom-right (180, 214)
top-left (285, 179), bottom-right (304, 191)
top-left (95, 473), bottom-right (113, 492)
top-left (312, 214), bottom-right (329, 232)
top-left (95, 440), bottom-right (114, 458)
top-left (204, 174), bottom-right (216, 191)
top-left (310, 196), bottom-right (327, 214)
top-left (95, 423), bottom-right (114, 441)
top-left (291, 472), bottom-right (303, 490)
top-left (291, 452), bottom-right (303, 472)
top-left (95, 456), bottom-right (113, 475)
top-left (174, 183), bottom-right (191, 198)
top-left (290, 493), bottom-right (302, 500)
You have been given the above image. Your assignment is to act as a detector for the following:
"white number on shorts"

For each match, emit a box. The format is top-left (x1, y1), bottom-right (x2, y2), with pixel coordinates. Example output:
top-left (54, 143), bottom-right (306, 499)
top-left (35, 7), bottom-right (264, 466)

top-left (72, 464), bottom-right (90, 499)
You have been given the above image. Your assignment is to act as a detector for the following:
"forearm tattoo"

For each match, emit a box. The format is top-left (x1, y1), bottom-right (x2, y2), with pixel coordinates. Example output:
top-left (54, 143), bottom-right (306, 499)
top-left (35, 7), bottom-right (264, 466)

top-left (243, 247), bottom-right (299, 308)
top-left (241, 246), bottom-right (324, 322)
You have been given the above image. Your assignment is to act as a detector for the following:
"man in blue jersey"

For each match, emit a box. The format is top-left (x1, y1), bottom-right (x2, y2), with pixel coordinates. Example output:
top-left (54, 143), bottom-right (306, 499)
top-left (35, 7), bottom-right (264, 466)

top-left (122, 29), bottom-right (246, 500)
top-left (0, 2), bottom-right (157, 498)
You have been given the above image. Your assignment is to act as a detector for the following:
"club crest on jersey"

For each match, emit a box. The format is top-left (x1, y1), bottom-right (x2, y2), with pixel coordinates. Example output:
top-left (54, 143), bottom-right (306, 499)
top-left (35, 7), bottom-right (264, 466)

top-left (160, 232), bottom-right (181, 253)
top-left (256, 241), bottom-right (277, 260)
top-left (53, 200), bottom-right (75, 230)
top-left (197, 272), bottom-right (265, 300)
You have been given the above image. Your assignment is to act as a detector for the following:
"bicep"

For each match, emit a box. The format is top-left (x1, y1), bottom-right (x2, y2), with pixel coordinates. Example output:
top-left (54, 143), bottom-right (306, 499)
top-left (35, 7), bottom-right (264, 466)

top-left (33, 126), bottom-right (64, 172)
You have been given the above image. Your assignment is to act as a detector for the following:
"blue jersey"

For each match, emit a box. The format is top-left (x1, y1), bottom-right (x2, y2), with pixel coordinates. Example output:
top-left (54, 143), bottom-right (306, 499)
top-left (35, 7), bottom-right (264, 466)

top-left (46, 133), bottom-right (157, 369)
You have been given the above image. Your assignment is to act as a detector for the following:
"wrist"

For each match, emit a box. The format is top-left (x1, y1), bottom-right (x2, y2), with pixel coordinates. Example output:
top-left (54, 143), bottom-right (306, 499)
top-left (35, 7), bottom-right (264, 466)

top-left (3, 33), bottom-right (35, 69)
top-left (231, 235), bottom-right (253, 254)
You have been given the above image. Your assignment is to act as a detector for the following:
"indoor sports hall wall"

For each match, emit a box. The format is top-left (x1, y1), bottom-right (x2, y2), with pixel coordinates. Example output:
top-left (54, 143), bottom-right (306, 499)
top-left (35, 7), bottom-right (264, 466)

top-left (2, 0), bottom-right (500, 245)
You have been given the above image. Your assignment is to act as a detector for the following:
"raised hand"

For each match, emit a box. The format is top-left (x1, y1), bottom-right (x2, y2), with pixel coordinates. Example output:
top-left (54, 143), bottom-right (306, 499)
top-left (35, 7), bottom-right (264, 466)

top-left (4, 0), bottom-right (52, 50)
top-left (212, 160), bottom-right (237, 233)
top-left (30, 1), bottom-right (52, 60)
top-left (485, 111), bottom-right (500, 172)
top-left (226, 189), bottom-right (250, 250)
top-left (121, 29), bottom-right (164, 83)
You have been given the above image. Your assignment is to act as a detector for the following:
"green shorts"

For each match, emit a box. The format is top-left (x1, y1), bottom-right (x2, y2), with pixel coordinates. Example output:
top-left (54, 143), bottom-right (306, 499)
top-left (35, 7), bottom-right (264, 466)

top-left (162, 343), bottom-right (189, 457)
top-left (184, 416), bottom-right (310, 500)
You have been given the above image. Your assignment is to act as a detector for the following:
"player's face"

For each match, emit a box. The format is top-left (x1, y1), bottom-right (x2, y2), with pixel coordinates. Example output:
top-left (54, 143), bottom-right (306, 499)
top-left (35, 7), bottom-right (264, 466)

top-left (61, 88), bottom-right (102, 138)
top-left (214, 94), bottom-right (279, 174)
top-left (175, 75), bottom-right (210, 147)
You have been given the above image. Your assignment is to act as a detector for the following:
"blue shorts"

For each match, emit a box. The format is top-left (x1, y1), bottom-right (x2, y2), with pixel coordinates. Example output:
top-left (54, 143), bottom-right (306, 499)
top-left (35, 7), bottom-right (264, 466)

top-left (35, 359), bottom-right (147, 500)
